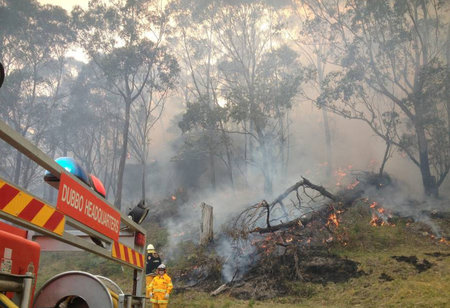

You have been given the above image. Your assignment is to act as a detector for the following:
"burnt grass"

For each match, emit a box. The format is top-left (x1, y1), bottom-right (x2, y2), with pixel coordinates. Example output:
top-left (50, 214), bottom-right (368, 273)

top-left (227, 248), bottom-right (364, 300)
top-left (173, 248), bottom-right (363, 300)
top-left (391, 255), bottom-right (433, 272)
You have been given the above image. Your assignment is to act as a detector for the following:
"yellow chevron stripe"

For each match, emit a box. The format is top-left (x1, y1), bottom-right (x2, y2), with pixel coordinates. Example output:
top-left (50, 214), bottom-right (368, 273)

top-left (110, 242), bottom-right (144, 268)
top-left (3, 192), bottom-right (33, 216)
top-left (127, 247), bottom-right (134, 265)
top-left (31, 205), bottom-right (54, 227)
top-left (135, 251), bottom-right (141, 267)
top-left (119, 243), bottom-right (125, 261)
top-left (112, 244), bottom-right (117, 258)
top-left (0, 178), bottom-right (66, 235)
top-left (53, 216), bottom-right (65, 235)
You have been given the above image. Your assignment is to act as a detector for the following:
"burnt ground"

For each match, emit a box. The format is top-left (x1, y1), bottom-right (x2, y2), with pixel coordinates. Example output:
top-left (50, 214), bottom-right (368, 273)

top-left (173, 247), bottom-right (364, 300)
top-left (226, 248), bottom-right (364, 300)
top-left (391, 255), bottom-right (433, 272)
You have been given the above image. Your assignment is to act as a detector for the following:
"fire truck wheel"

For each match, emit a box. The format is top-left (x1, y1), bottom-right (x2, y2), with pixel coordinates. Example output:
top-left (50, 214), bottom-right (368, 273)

top-left (56, 296), bottom-right (89, 308)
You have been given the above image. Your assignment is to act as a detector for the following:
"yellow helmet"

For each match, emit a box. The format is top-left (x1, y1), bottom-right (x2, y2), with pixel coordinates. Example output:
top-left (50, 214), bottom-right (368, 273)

top-left (147, 244), bottom-right (155, 252)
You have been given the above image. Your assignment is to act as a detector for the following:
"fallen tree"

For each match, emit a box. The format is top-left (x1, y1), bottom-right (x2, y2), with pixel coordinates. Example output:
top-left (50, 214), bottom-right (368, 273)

top-left (232, 176), bottom-right (363, 237)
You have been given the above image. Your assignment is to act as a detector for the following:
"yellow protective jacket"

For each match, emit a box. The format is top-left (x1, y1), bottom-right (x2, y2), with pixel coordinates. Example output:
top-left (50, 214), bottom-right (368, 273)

top-left (148, 273), bottom-right (173, 304)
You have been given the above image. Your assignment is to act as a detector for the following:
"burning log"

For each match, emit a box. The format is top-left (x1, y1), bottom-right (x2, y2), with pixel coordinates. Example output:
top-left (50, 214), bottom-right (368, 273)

top-left (200, 202), bottom-right (214, 246)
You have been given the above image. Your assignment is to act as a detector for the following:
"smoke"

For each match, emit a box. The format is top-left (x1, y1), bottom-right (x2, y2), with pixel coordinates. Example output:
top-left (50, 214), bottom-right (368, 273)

top-left (161, 186), bottom-right (264, 256)
top-left (215, 236), bottom-right (258, 282)
top-left (149, 96), bottom-right (450, 282)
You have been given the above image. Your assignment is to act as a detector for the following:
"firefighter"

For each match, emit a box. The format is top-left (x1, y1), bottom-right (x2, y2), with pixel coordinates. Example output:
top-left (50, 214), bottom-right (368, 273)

top-left (146, 244), bottom-right (162, 274)
top-left (148, 264), bottom-right (173, 308)
top-left (145, 244), bottom-right (162, 297)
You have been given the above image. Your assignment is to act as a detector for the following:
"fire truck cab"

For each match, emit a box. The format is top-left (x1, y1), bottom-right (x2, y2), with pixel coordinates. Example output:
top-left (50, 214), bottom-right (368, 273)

top-left (0, 119), bottom-right (148, 308)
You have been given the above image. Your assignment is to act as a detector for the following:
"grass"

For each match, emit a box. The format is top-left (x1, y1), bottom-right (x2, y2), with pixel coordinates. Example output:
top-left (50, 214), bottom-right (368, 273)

top-left (37, 202), bottom-right (450, 307)
top-left (168, 203), bottom-right (450, 307)
top-left (168, 243), bottom-right (450, 308)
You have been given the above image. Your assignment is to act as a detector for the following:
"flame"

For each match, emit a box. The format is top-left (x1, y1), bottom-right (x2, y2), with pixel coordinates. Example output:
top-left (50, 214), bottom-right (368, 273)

top-left (370, 202), bottom-right (377, 208)
top-left (370, 214), bottom-right (382, 226)
top-left (439, 238), bottom-right (449, 245)
top-left (327, 213), bottom-right (339, 227)
top-left (377, 208), bottom-right (385, 214)
top-left (347, 180), bottom-right (360, 190)
top-left (286, 237), bottom-right (293, 243)
top-left (171, 195), bottom-right (177, 200)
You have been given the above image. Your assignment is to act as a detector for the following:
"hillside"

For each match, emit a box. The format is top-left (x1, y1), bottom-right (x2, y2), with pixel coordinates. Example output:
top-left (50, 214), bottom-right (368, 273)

top-left (37, 201), bottom-right (450, 307)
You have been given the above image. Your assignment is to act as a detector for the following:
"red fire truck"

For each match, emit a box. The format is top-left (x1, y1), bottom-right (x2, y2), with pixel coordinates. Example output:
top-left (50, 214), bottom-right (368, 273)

top-left (0, 119), bottom-right (148, 308)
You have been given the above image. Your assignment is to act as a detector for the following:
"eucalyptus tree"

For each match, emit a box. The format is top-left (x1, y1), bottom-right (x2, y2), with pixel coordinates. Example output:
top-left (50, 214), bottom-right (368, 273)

top-left (73, 0), bottom-right (179, 208)
top-left (172, 0), bottom-right (235, 190)
top-left (290, 0), bottom-right (336, 177)
top-left (214, 2), bottom-right (306, 195)
top-left (58, 60), bottom-right (124, 199)
top-left (172, 1), bottom-right (307, 194)
top-left (0, 0), bottom-right (75, 188)
top-left (128, 61), bottom-right (179, 200)
top-left (302, 0), bottom-right (450, 197)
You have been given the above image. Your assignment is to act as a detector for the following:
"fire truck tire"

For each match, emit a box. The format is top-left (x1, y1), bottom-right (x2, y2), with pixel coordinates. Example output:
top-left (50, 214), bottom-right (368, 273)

top-left (32, 271), bottom-right (114, 308)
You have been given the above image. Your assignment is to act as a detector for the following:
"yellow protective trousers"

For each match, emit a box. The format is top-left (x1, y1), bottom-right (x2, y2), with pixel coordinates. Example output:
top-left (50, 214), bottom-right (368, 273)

top-left (145, 275), bottom-right (156, 297)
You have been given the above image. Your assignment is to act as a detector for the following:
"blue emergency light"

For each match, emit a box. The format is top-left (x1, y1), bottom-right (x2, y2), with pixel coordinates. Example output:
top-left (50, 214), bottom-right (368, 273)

top-left (44, 157), bottom-right (90, 185)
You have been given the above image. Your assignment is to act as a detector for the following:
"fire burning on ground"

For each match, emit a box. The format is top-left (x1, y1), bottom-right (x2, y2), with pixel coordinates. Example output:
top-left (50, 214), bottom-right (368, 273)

top-left (327, 212), bottom-right (340, 227)
top-left (172, 173), bottom-right (449, 301)
top-left (365, 201), bottom-right (395, 227)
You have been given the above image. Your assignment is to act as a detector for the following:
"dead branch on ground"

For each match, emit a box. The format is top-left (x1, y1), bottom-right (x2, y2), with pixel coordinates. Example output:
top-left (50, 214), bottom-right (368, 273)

top-left (233, 177), bottom-right (342, 236)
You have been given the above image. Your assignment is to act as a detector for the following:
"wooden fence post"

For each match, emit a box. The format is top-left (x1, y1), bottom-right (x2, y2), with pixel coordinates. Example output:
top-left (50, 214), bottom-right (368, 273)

top-left (200, 202), bottom-right (213, 245)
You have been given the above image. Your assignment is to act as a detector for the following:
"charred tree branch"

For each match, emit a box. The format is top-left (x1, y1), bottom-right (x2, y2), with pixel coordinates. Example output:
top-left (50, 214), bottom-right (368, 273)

top-left (241, 177), bottom-right (342, 234)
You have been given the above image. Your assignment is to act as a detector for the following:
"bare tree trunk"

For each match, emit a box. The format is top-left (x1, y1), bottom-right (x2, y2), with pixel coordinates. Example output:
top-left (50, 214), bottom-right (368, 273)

top-left (115, 99), bottom-right (132, 209)
top-left (322, 109), bottom-right (333, 177)
top-left (141, 159), bottom-right (146, 201)
top-left (14, 151), bottom-right (22, 185)
top-left (224, 137), bottom-right (234, 189)
top-left (318, 52), bottom-right (333, 177)
top-left (379, 141), bottom-right (391, 177)
top-left (255, 126), bottom-right (273, 195)
top-left (208, 133), bottom-right (216, 190)
top-left (446, 25), bottom-right (450, 175)
top-left (218, 120), bottom-right (234, 189)
top-left (200, 202), bottom-right (213, 246)
top-left (415, 120), bottom-right (438, 197)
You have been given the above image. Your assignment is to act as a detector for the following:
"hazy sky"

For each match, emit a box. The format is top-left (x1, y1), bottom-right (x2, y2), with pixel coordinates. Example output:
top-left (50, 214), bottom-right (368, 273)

top-left (38, 0), bottom-right (89, 11)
